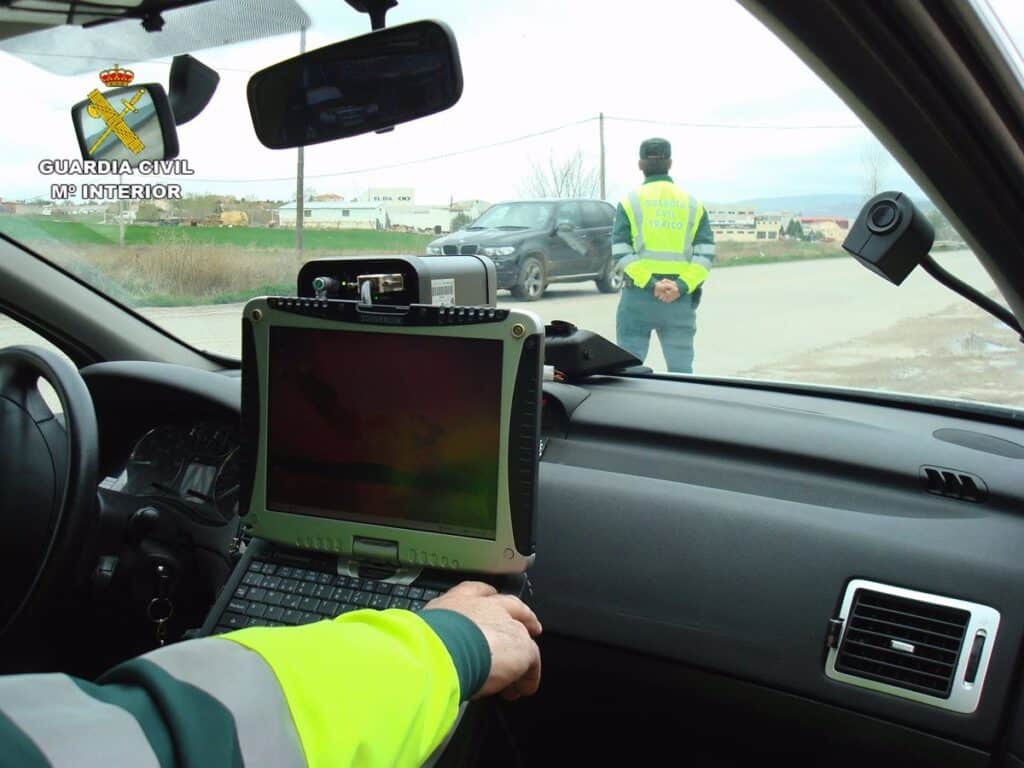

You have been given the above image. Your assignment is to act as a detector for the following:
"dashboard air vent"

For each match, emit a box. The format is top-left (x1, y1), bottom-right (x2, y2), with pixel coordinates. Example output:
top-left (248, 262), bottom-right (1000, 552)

top-left (826, 580), bottom-right (1000, 713)
top-left (920, 466), bottom-right (987, 502)
top-left (836, 588), bottom-right (968, 697)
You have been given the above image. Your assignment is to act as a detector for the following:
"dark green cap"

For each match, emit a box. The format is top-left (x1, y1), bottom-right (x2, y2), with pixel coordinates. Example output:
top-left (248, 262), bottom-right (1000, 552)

top-left (639, 137), bottom-right (671, 159)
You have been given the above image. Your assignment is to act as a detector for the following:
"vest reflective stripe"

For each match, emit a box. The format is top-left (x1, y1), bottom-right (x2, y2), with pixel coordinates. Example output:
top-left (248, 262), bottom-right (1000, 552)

top-left (619, 181), bottom-right (707, 291)
top-left (144, 638), bottom-right (306, 768)
top-left (0, 674), bottom-right (160, 768)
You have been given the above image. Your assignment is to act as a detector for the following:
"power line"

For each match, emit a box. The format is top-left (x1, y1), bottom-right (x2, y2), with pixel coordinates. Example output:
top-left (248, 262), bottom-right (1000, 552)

top-left (189, 112), bottom-right (861, 184)
top-left (604, 115), bottom-right (862, 131)
top-left (189, 116), bottom-right (599, 183)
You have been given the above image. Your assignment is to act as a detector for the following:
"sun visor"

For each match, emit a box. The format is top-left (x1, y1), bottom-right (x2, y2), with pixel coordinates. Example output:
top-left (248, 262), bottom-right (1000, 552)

top-left (0, 0), bottom-right (310, 75)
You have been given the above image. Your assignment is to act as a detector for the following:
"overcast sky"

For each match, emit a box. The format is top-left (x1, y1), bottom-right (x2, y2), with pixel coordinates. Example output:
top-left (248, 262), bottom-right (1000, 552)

top-left (3, 0), bottom-right (1024, 207)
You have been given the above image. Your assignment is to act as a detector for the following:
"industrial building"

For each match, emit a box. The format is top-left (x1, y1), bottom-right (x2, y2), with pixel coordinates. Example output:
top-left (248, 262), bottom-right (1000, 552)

top-left (279, 189), bottom-right (490, 233)
top-left (707, 207), bottom-right (789, 242)
top-left (277, 201), bottom-right (385, 230)
top-left (353, 187), bottom-right (415, 205)
top-left (800, 217), bottom-right (850, 242)
top-left (386, 206), bottom-right (457, 234)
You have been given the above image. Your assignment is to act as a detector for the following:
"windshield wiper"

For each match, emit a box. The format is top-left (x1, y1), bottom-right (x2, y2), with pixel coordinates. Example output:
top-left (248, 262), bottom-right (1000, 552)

top-left (496, 225), bottom-right (528, 230)
top-left (465, 226), bottom-right (488, 230)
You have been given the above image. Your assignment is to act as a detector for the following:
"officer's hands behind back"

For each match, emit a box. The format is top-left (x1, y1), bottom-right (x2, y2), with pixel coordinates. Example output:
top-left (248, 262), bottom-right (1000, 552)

top-left (654, 278), bottom-right (682, 303)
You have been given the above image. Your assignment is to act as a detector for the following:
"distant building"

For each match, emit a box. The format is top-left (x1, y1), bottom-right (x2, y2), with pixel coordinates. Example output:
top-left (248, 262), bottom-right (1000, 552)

top-left (387, 205), bottom-right (456, 234)
top-left (707, 207), bottom-right (786, 242)
top-left (355, 187), bottom-right (415, 205)
top-left (754, 213), bottom-right (785, 241)
top-left (278, 201), bottom-right (385, 230)
top-left (800, 217), bottom-right (850, 242)
top-left (312, 193), bottom-right (344, 202)
top-left (451, 199), bottom-right (490, 221)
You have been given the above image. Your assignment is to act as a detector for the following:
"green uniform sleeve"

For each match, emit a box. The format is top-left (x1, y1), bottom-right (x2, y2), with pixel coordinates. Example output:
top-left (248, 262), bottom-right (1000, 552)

top-left (692, 208), bottom-right (716, 251)
top-left (612, 201), bottom-right (634, 258)
top-left (418, 609), bottom-right (491, 699)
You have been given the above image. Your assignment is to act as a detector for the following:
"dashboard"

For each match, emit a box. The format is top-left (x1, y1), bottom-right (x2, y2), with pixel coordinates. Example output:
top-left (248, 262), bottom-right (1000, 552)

top-left (99, 421), bottom-right (241, 524)
top-left (75, 359), bottom-right (1024, 765)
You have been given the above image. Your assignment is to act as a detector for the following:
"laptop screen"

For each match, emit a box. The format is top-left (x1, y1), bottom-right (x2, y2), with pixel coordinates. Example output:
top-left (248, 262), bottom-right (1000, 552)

top-left (265, 325), bottom-right (503, 540)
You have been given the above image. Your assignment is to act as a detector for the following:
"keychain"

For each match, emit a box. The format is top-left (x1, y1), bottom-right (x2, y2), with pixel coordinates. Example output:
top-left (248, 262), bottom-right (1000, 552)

top-left (147, 563), bottom-right (174, 646)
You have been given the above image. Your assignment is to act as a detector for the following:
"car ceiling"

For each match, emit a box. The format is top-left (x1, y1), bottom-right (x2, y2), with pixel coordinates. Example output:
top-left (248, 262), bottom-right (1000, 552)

top-left (0, 0), bottom-right (309, 74)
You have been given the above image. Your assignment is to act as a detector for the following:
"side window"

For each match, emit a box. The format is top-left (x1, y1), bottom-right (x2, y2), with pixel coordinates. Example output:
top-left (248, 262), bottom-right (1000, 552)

top-left (0, 312), bottom-right (73, 413)
top-left (581, 202), bottom-right (610, 228)
top-left (556, 202), bottom-right (585, 228)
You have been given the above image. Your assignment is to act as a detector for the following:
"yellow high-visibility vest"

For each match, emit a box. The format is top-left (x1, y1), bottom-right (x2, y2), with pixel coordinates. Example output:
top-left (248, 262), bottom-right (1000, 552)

top-left (620, 181), bottom-right (711, 292)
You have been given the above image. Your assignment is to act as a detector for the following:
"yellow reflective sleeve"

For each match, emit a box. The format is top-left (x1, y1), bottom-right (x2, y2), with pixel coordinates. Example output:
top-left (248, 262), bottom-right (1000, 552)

top-left (226, 610), bottom-right (461, 768)
top-left (675, 263), bottom-right (710, 293)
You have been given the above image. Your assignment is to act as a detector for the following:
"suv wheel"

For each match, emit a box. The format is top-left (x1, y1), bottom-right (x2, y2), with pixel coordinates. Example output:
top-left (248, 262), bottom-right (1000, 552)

top-left (512, 256), bottom-right (546, 301)
top-left (595, 259), bottom-right (624, 293)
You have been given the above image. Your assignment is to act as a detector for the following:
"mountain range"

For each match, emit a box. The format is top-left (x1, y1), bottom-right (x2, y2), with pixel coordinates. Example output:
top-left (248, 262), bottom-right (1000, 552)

top-left (715, 193), bottom-right (933, 219)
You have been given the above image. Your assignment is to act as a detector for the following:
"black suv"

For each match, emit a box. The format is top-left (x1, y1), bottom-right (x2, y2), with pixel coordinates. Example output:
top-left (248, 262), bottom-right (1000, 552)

top-left (426, 199), bottom-right (622, 300)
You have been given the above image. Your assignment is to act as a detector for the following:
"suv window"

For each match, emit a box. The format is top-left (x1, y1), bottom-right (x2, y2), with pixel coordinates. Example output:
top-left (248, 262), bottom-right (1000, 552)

top-left (555, 202), bottom-right (585, 228)
top-left (582, 202), bottom-right (613, 228)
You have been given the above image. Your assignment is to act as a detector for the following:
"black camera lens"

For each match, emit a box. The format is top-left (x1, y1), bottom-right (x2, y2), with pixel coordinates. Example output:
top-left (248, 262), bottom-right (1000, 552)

top-left (867, 200), bottom-right (900, 233)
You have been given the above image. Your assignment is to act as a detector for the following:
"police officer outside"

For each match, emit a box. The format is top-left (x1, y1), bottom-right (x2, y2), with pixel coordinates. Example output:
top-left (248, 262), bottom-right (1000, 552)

top-left (612, 138), bottom-right (716, 373)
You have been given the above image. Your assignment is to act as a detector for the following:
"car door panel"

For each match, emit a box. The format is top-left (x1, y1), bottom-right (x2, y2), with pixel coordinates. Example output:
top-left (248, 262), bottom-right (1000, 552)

top-left (526, 375), bottom-right (1024, 755)
top-left (550, 202), bottom-right (591, 276)
top-left (581, 201), bottom-right (614, 274)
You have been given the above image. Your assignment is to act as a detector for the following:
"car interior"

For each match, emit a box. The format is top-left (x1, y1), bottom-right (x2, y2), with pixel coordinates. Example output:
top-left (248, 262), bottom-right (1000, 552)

top-left (1, 0), bottom-right (1023, 766)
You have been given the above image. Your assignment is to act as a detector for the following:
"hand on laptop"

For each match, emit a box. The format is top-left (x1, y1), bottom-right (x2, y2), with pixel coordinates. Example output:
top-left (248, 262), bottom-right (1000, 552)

top-left (426, 581), bottom-right (543, 701)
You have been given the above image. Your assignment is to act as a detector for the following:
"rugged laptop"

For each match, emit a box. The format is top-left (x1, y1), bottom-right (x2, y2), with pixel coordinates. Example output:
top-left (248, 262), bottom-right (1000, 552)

top-left (199, 296), bottom-right (542, 635)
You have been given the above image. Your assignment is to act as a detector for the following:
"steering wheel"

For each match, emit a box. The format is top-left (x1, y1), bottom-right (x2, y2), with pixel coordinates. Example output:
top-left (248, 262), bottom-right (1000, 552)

top-left (0, 346), bottom-right (98, 648)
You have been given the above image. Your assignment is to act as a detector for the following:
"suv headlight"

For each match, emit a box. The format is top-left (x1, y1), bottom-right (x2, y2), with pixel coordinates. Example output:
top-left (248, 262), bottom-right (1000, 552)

top-left (426, 246), bottom-right (443, 255)
top-left (481, 246), bottom-right (516, 257)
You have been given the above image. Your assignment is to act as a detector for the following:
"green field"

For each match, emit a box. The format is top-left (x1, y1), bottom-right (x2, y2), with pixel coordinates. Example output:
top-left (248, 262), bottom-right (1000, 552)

top-left (0, 216), bottom-right (850, 307)
top-left (715, 239), bottom-right (844, 267)
top-left (0, 216), bottom-right (434, 252)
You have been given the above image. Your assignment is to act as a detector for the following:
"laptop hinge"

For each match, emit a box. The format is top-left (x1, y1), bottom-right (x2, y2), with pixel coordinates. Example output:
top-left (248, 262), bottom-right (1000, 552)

top-left (352, 536), bottom-right (400, 565)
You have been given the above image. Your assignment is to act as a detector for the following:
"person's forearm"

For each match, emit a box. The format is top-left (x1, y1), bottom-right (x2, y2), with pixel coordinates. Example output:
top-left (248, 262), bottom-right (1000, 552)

top-left (0, 610), bottom-right (489, 768)
top-left (227, 609), bottom-right (487, 767)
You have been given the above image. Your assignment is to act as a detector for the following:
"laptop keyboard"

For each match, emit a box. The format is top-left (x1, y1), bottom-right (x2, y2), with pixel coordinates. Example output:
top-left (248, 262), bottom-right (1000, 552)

top-left (212, 557), bottom-right (445, 634)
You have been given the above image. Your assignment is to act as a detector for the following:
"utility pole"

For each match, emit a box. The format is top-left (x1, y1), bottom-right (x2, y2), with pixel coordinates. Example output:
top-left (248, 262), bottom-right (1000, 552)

top-left (295, 25), bottom-right (306, 259)
top-left (599, 112), bottom-right (606, 200)
top-left (118, 173), bottom-right (126, 247)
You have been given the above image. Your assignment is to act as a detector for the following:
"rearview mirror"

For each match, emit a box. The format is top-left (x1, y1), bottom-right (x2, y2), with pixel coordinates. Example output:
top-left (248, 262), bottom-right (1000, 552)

top-left (247, 20), bottom-right (463, 150)
top-left (71, 83), bottom-right (179, 164)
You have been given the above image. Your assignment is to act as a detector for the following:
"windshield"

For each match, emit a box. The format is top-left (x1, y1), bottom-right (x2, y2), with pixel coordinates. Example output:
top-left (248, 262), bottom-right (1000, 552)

top-left (0, 0), bottom-right (1021, 412)
top-left (469, 203), bottom-right (554, 230)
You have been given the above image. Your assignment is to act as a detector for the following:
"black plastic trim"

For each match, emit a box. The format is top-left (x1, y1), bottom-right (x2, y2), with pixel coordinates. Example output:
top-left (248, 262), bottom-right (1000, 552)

top-left (239, 317), bottom-right (258, 517)
top-left (509, 333), bottom-right (542, 555)
top-left (265, 296), bottom-right (508, 326)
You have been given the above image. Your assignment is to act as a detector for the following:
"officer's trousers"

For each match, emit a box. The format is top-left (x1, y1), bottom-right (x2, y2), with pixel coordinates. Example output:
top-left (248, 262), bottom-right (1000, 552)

top-left (615, 286), bottom-right (698, 373)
